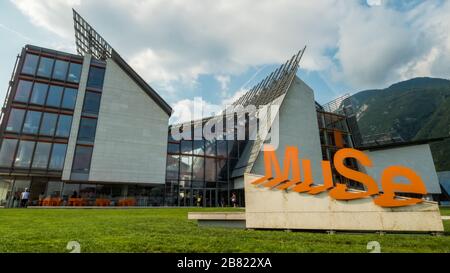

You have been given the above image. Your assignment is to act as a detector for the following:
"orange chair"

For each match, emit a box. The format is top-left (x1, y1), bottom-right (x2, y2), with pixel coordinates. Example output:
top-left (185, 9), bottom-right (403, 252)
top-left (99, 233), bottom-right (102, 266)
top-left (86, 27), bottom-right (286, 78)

top-left (42, 197), bottom-right (52, 206)
top-left (95, 198), bottom-right (110, 206)
top-left (69, 198), bottom-right (86, 206)
top-left (118, 198), bottom-right (136, 206)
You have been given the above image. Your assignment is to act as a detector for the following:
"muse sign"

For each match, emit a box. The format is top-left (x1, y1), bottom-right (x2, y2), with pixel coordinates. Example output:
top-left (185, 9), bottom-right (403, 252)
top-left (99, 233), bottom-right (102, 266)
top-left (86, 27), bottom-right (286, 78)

top-left (252, 145), bottom-right (428, 207)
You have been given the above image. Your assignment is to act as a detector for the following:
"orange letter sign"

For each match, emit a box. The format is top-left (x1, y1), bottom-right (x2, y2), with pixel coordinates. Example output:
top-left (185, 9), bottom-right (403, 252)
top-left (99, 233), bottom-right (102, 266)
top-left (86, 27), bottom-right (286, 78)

top-left (373, 166), bottom-right (427, 207)
top-left (328, 148), bottom-right (379, 200)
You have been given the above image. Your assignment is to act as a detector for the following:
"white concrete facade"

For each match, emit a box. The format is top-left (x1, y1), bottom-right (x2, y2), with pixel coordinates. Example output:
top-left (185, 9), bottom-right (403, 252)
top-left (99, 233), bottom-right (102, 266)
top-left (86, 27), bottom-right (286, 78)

top-left (250, 76), bottom-right (324, 184)
top-left (88, 58), bottom-right (170, 184)
top-left (361, 144), bottom-right (441, 194)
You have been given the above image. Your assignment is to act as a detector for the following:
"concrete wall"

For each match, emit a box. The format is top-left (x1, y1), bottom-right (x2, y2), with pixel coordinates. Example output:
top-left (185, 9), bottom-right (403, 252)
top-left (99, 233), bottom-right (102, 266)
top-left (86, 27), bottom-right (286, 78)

top-left (62, 55), bottom-right (91, 180)
top-left (361, 144), bottom-right (441, 194)
top-left (245, 173), bottom-right (444, 232)
top-left (250, 76), bottom-right (324, 185)
top-left (88, 58), bottom-right (170, 184)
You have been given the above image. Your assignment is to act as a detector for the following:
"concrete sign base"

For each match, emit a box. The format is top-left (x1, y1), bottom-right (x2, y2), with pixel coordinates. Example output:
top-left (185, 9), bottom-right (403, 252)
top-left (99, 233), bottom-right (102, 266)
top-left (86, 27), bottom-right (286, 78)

top-left (244, 174), bottom-right (444, 232)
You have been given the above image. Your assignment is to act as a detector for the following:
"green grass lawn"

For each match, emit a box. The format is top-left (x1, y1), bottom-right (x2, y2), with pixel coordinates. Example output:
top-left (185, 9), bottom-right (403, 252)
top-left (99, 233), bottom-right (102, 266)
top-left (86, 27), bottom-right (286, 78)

top-left (440, 207), bottom-right (450, 216)
top-left (0, 208), bottom-right (449, 253)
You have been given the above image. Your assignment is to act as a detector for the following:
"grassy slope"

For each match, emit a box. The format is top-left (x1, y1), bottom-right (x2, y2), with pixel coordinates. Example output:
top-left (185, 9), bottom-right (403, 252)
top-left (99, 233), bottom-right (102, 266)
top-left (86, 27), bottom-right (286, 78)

top-left (0, 208), bottom-right (449, 253)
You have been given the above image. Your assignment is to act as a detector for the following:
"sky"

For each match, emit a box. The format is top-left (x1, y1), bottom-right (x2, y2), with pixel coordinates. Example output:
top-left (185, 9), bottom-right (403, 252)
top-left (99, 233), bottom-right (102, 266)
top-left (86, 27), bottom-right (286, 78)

top-left (0, 0), bottom-right (449, 123)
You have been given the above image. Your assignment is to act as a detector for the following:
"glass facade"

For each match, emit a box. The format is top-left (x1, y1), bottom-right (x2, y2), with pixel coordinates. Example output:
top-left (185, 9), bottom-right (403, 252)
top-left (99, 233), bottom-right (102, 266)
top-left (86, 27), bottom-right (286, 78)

top-left (316, 111), bottom-right (363, 190)
top-left (46, 85), bottom-right (64, 107)
top-left (0, 45), bottom-right (365, 208)
top-left (72, 145), bottom-right (93, 173)
top-left (87, 66), bottom-right (105, 90)
top-left (165, 117), bottom-right (245, 207)
top-left (21, 54), bottom-right (39, 75)
top-left (0, 46), bottom-right (79, 178)
top-left (14, 80), bottom-right (33, 103)
top-left (37, 57), bottom-right (54, 78)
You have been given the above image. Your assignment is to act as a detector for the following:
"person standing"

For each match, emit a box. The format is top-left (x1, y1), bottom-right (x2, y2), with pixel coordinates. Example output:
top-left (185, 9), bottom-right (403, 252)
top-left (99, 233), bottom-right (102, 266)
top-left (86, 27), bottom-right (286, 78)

top-left (20, 188), bottom-right (30, 208)
top-left (231, 192), bottom-right (237, 208)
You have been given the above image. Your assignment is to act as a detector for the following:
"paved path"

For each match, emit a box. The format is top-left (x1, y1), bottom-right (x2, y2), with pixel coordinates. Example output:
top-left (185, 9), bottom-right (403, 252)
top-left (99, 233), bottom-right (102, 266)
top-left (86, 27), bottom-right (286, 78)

top-left (442, 216), bottom-right (450, 220)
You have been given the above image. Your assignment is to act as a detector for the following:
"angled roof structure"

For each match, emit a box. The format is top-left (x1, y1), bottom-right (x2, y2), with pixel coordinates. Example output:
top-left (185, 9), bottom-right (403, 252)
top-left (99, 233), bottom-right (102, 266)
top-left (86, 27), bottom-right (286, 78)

top-left (72, 9), bottom-right (172, 116)
top-left (230, 49), bottom-right (306, 178)
top-left (230, 47), bottom-right (306, 109)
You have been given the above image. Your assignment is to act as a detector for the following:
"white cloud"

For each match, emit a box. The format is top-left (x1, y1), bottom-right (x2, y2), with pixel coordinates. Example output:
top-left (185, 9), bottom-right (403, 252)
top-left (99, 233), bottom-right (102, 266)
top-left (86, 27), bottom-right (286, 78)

top-left (11, 0), bottom-right (80, 39)
top-left (215, 75), bottom-right (231, 97)
top-left (170, 88), bottom-right (248, 124)
top-left (170, 97), bottom-right (222, 124)
top-left (367, 0), bottom-right (382, 7)
top-left (10, 0), bottom-right (450, 96)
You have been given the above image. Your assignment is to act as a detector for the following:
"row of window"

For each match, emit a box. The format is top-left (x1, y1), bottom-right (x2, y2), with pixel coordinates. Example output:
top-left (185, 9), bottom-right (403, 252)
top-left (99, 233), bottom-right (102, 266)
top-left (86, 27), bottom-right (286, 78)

top-left (166, 154), bottom-right (228, 182)
top-left (167, 139), bottom-right (238, 158)
top-left (22, 53), bottom-right (82, 83)
top-left (0, 139), bottom-right (67, 170)
top-left (70, 64), bottom-right (105, 176)
top-left (14, 80), bottom-right (77, 110)
top-left (6, 109), bottom-right (72, 138)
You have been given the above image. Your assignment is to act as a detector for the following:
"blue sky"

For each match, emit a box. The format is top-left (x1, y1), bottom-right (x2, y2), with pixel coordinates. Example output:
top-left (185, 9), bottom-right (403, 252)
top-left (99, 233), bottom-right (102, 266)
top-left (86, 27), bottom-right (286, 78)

top-left (1, 0), bottom-right (449, 123)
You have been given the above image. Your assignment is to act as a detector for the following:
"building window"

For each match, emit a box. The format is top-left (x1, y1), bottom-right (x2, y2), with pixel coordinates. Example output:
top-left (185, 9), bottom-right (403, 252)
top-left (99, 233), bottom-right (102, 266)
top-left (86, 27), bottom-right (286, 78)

top-left (166, 155), bottom-right (179, 179)
top-left (181, 140), bottom-right (193, 154)
top-left (77, 118), bottom-right (97, 142)
top-left (6, 108), bottom-right (25, 133)
top-left (21, 54), bottom-right (39, 75)
top-left (67, 63), bottom-right (82, 83)
top-left (39, 112), bottom-right (58, 136)
top-left (22, 110), bottom-right (42, 135)
top-left (0, 139), bottom-right (18, 167)
top-left (62, 88), bottom-right (77, 109)
top-left (30, 83), bottom-right (48, 105)
top-left (14, 80), bottom-right (33, 103)
top-left (72, 145), bottom-right (93, 173)
top-left (179, 156), bottom-right (192, 180)
top-left (46, 85), bottom-right (64, 108)
top-left (217, 140), bottom-right (227, 157)
top-left (193, 140), bottom-right (204, 155)
top-left (87, 66), bottom-right (105, 90)
top-left (82, 91), bottom-right (101, 114)
top-left (31, 142), bottom-right (51, 169)
top-left (205, 158), bottom-right (216, 181)
top-left (205, 139), bottom-right (216, 156)
top-left (192, 157), bottom-right (205, 180)
top-left (36, 57), bottom-right (54, 78)
top-left (217, 159), bottom-right (227, 181)
top-left (52, 60), bottom-right (69, 81)
top-left (48, 143), bottom-right (67, 170)
top-left (14, 140), bottom-right (35, 168)
top-left (56, 115), bottom-right (73, 138)
top-left (167, 143), bottom-right (180, 154)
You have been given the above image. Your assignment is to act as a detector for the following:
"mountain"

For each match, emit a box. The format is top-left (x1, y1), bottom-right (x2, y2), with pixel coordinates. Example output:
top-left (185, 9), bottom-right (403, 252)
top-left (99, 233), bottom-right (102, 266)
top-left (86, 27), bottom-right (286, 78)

top-left (350, 77), bottom-right (450, 171)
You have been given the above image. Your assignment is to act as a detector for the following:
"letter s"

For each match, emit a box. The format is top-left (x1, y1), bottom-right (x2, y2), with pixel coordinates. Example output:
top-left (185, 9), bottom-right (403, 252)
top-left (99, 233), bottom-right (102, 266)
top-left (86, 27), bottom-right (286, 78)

top-left (329, 148), bottom-right (379, 200)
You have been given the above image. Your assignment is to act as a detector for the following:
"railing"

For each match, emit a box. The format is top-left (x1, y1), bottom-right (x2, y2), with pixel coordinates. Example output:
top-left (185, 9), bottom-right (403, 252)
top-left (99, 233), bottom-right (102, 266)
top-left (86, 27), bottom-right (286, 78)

top-left (0, 54), bottom-right (20, 126)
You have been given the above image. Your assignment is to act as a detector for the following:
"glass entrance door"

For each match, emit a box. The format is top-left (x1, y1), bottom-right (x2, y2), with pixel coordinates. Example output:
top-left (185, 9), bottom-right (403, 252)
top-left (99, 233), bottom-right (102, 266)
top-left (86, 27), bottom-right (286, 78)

top-left (204, 189), bottom-right (217, 207)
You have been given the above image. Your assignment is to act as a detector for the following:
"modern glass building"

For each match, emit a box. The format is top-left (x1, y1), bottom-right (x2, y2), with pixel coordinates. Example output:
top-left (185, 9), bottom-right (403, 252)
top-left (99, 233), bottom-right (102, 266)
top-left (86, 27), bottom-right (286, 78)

top-left (0, 10), bottom-right (442, 208)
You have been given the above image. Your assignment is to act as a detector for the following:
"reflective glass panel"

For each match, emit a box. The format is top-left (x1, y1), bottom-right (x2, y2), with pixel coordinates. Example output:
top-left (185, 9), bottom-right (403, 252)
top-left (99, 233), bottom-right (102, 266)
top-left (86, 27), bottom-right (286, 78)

top-left (6, 108), bottom-right (25, 133)
top-left (22, 110), bottom-right (42, 134)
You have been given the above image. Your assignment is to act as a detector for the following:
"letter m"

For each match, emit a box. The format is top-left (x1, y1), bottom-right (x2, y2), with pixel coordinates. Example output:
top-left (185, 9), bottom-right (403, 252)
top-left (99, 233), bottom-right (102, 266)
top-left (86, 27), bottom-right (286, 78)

top-left (251, 145), bottom-right (300, 188)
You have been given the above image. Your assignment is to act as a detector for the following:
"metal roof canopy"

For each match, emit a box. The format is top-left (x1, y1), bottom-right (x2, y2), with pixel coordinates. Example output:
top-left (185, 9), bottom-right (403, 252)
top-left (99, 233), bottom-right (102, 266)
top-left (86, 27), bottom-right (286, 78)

top-left (230, 47), bottom-right (306, 109)
top-left (73, 9), bottom-right (113, 60)
top-left (72, 9), bottom-right (172, 115)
